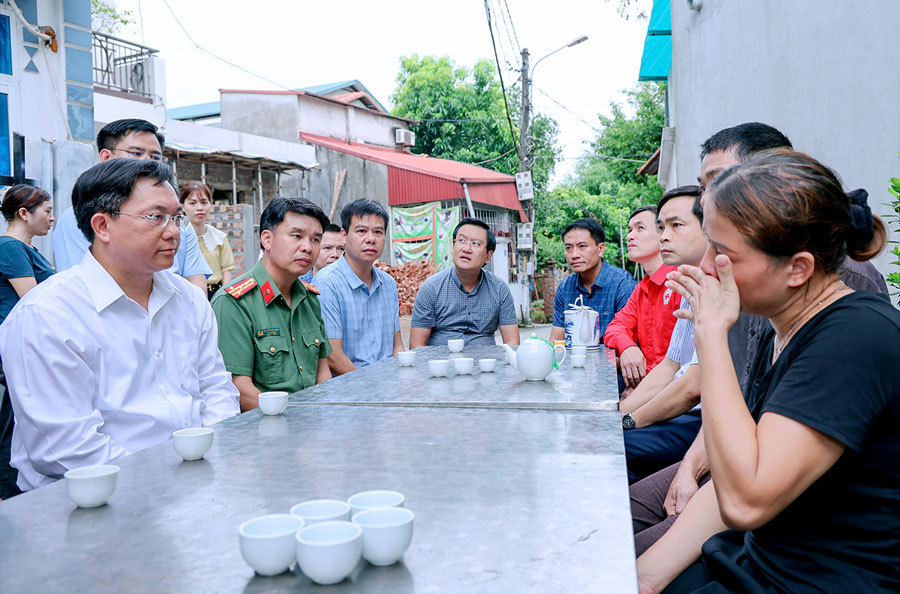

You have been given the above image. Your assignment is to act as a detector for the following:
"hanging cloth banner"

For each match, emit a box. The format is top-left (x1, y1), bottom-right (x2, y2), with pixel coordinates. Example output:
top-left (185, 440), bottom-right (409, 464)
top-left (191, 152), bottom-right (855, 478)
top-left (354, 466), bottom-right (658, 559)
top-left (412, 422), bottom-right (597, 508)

top-left (391, 203), bottom-right (459, 270)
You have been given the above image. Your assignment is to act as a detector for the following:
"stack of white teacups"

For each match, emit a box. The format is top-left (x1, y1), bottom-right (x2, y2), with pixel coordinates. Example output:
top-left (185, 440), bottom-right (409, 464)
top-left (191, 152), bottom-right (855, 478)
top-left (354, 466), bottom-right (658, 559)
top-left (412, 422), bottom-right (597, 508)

top-left (238, 489), bottom-right (415, 585)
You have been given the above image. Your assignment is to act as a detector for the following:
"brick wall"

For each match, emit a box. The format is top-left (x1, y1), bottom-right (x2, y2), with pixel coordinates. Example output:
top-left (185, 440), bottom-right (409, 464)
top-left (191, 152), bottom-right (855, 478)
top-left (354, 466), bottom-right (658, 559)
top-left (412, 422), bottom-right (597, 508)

top-left (207, 204), bottom-right (256, 276)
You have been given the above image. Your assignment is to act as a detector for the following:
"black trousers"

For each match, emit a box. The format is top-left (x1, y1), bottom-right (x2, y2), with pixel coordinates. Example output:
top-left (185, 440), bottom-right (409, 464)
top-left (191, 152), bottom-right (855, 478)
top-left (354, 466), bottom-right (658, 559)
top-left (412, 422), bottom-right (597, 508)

top-left (625, 410), bottom-right (702, 484)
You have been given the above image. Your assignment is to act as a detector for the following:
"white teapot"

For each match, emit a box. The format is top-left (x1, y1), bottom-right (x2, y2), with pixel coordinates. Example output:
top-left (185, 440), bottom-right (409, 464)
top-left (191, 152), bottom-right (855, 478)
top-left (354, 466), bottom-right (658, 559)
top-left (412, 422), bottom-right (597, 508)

top-left (501, 334), bottom-right (566, 381)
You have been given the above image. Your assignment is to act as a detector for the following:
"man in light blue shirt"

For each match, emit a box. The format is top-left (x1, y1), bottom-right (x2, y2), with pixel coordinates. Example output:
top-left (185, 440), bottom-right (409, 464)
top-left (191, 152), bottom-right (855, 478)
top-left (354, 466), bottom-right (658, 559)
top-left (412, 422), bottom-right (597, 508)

top-left (52, 119), bottom-right (210, 289)
top-left (314, 199), bottom-right (402, 375)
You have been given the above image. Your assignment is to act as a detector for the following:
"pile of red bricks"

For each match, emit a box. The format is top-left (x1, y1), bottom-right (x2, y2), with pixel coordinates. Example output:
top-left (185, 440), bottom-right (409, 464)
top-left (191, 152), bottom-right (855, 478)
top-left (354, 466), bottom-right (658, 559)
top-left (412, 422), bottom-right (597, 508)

top-left (375, 260), bottom-right (437, 315)
top-left (207, 204), bottom-right (251, 275)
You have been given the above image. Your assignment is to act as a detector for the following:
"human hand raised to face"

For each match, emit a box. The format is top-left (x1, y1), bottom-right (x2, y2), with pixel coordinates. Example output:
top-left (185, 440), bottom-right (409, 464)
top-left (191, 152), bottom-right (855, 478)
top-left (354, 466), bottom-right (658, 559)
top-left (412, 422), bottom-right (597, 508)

top-left (665, 254), bottom-right (740, 341)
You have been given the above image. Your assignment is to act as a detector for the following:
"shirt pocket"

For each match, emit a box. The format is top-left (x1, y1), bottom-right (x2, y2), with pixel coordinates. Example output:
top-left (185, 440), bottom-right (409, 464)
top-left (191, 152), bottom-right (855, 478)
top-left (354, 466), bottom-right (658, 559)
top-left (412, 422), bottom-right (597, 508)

top-left (254, 336), bottom-right (290, 384)
top-left (175, 340), bottom-right (201, 395)
top-left (301, 328), bottom-right (326, 359)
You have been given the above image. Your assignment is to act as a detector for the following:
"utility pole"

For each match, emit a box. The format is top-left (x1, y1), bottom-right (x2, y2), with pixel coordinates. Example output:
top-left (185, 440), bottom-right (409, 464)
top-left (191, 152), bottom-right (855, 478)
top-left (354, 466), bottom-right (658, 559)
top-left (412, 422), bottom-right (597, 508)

top-left (518, 48), bottom-right (534, 326)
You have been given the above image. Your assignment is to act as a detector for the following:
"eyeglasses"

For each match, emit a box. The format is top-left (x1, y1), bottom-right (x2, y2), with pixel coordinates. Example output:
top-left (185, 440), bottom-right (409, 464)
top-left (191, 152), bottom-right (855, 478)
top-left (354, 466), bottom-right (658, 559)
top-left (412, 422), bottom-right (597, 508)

top-left (114, 211), bottom-right (189, 229)
top-left (454, 237), bottom-right (485, 249)
top-left (111, 148), bottom-right (169, 163)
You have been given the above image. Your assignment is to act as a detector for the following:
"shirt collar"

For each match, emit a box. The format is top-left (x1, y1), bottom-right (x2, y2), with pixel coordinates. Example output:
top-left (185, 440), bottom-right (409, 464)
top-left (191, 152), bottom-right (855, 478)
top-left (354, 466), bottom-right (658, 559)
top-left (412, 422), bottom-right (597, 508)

top-left (337, 254), bottom-right (380, 291)
top-left (450, 266), bottom-right (485, 294)
top-left (252, 259), bottom-right (307, 309)
top-left (578, 259), bottom-right (607, 291)
top-left (80, 249), bottom-right (179, 313)
top-left (648, 264), bottom-right (675, 286)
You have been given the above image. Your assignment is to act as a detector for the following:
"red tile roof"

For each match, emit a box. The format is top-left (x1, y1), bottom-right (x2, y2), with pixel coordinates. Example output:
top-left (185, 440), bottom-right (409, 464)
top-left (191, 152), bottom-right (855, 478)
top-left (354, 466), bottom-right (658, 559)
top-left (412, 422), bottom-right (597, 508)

top-left (298, 132), bottom-right (527, 222)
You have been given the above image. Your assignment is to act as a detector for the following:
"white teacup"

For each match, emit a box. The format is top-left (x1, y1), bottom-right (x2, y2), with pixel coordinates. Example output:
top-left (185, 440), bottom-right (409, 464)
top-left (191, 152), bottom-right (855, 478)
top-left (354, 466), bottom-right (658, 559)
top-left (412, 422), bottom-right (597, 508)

top-left (352, 507), bottom-right (415, 566)
top-left (173, 427), bottom-right (214, 461)
top-left (571, 345), bottom-right (587, 357)
top-left (290, 499), bottom-right (352, 525)
top-left (452, 357), bottom-right (474, 375)
top-left (239, 514), bottom-right (306, 576)
top-left (347, 490), bottom-right (406, 518)
top-left (64, 464), bottom-right (120, 508)
top-left (397, 351), bottom-right (416, 367)
top-left (258, 391), bottom-right (289, 415)
top-left (447, 339), bottom-right (464, 353)
top-left (295, 521), bottom-right (362, 585)
top-left (478, 358), bottom-right (496, 372)
top-left (427, 359), bottom-right (450, 378)
top-left (571, 354), bottom-right (587, 368)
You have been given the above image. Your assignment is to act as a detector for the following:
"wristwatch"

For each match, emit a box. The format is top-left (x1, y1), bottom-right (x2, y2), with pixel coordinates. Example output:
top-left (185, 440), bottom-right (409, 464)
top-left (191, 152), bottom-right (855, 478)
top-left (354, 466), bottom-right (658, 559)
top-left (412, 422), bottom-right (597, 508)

top-left (622, 412), bottom-right (636, 431)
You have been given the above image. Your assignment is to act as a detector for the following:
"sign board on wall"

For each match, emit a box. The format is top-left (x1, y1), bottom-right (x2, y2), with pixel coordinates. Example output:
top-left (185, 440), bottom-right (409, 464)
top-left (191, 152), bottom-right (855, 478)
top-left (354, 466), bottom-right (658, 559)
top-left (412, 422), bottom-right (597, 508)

top-left (517, 222), bottom-right (533, 250)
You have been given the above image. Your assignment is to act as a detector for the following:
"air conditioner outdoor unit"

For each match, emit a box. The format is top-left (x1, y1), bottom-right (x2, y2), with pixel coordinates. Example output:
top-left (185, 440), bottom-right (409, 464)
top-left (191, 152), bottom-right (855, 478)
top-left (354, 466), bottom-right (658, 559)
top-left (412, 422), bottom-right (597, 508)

top-left (395, 128), bottom-right (416, 147)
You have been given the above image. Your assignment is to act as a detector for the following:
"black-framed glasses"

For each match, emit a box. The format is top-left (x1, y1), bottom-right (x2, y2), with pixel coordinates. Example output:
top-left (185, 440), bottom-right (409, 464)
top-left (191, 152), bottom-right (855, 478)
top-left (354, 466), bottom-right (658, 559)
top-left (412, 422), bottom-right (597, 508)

top-left (454, 237), bottom-right (485, 249)
top-left (111, 148), bottom-right (169, 163)
top-left (114, 211), bottom-right (189, 229)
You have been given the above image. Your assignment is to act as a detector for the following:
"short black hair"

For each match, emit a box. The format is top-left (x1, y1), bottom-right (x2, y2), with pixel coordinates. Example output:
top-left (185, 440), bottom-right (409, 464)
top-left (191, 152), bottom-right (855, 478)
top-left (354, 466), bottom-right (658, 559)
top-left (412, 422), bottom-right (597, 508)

top-left (340, 198), bottom-right (388, 231)
top-left (260, 198), bottom-right (330, 238)
top-left (71, 159), bottom-right (176, 243)
top-left (657, 185), bottom-right (703, 225)
top-left (96, 119), bottom-right (165, 154)
top-left (324, 223), bottom-right (342, 234)
top-left (700, 122), bottom-right (792, 162)
top-left (629, 205), bottom-right (657, 222)
top-left (452, 217), bottom-right (496, 252)
top-left (562, 218), bottom-right (605, 244)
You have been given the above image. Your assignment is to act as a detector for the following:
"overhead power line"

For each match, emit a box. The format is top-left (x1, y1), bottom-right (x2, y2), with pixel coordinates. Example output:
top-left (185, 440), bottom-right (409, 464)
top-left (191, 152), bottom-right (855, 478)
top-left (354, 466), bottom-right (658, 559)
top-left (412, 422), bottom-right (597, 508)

top-left (535, 86), bottom-right (601, 133)
top-left (502, 0), bottom-right (522, 54)
top-left (483, 0), bottom-right (520, 155)
top-left (160, 0), bottom-right (293, 91)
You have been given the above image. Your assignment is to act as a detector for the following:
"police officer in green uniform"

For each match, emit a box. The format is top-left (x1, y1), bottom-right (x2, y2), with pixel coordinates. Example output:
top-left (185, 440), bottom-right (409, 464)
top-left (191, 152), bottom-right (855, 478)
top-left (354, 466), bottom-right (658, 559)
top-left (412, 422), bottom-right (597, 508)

top-left (212, 198), bottom-right (332, 412)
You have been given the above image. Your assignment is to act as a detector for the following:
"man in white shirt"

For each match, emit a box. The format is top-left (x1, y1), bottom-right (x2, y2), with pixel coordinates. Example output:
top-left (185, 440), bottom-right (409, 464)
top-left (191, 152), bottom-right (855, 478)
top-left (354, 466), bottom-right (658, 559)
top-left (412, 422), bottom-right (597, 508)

top-left (0, 158), bottom-right (239, 491)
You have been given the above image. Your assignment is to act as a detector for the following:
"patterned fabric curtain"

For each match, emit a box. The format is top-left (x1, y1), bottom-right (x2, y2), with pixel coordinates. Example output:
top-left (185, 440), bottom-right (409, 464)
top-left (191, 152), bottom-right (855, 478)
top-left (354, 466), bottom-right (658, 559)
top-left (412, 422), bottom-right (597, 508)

top-left (391, 203), bottom-right (459, 270)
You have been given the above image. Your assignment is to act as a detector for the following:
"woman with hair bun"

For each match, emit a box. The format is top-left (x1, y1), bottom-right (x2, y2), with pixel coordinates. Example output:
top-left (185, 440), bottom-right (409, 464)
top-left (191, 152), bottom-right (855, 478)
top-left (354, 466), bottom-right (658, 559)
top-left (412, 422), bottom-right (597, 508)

top-left (179, 182), bottom-right (234, 298)
top-left (0, 184), bottom-right (56, 499)
top-left (637, 151), bottom-right (899, 593)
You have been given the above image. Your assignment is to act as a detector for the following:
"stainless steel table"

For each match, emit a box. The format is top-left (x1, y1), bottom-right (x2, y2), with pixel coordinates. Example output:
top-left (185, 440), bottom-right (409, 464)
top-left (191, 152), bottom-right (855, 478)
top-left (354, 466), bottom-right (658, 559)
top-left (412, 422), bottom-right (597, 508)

top-left (0, 347), bottom-right (636, 593)
top-left (293, 344), bottom-right (620, 411)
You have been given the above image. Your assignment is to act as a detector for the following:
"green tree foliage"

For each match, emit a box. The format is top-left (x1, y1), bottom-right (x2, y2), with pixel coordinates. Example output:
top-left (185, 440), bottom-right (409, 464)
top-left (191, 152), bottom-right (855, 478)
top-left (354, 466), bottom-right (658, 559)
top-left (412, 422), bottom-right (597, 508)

top-left (91, 0), bottom-right (133, 35)
top-left (390, 55), bottom-right (560, 193)
top-left (534, 82), bottom-right (666, 274)
top-left (887, 155), bottom-right (900, 304)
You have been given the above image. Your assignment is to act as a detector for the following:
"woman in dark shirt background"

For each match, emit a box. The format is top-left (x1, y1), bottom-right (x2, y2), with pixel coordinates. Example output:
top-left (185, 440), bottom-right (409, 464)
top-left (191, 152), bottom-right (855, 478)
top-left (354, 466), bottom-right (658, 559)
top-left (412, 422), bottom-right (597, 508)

top-left (0, 185), bottom-right (55, 499)
top-left (636, 151), bottom-right (899, 593)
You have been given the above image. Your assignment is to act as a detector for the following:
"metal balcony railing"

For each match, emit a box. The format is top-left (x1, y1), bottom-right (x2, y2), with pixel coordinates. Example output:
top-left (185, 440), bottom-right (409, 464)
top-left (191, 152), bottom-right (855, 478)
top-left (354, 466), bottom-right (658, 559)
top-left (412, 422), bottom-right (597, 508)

top-left (92, 31), bottom-right (159, 98)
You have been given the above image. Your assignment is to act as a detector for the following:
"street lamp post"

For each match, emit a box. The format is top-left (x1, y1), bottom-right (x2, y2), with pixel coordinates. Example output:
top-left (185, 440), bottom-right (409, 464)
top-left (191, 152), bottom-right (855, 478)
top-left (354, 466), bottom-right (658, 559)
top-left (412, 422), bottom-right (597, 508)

top-left (517, 34), bottom-right (588, 326)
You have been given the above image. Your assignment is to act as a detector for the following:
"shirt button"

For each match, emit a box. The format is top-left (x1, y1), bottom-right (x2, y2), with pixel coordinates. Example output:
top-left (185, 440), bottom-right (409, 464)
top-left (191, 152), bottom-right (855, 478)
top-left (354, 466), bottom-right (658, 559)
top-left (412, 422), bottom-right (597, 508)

top-left (315, 338), bottom-right (320, 344)
top-left (292, 337), bottom-right (296, 342)
top-left (299, 365), bottom-right (303, 371)
top-left (270, 347), bottom-right (276, 353)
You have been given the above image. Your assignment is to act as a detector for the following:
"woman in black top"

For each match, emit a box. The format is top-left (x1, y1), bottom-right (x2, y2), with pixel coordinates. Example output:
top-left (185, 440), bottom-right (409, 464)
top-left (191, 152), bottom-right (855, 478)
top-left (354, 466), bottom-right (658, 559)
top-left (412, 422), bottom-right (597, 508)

top-left (636, 151), bottom-right (899, 593)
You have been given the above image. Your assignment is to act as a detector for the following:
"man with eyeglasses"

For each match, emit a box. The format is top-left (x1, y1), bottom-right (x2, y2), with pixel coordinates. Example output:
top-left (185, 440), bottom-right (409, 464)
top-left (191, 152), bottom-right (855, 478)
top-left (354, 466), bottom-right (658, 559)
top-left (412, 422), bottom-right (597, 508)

top-left (52, 119), bottom-right (211, 292)
top-left (409, 218), bottom-right (519, 348)
top-left (0, 159), bottom-right (239, 491)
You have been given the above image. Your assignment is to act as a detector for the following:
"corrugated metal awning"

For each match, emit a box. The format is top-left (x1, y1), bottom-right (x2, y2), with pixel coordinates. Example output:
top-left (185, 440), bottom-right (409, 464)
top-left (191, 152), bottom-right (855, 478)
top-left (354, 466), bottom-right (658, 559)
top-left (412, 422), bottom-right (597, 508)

top-left (639, 0), bottom-right (672, 81)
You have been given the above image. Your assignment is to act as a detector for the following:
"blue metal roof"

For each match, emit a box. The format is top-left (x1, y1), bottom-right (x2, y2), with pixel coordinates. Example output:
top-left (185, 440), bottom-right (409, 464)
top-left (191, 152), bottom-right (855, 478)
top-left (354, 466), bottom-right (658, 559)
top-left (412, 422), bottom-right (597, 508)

top-left (169, 80), bottom-right (388, 121)
top-left (639, 0), bottom-right (672, 81)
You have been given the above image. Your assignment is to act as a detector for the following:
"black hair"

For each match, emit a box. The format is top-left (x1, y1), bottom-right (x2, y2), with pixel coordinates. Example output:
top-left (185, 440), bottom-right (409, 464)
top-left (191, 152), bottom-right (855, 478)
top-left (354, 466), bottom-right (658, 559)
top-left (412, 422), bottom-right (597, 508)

top-left (71, 159), bottom-right (176, 243)
top-left (96, 119), bottom-right (165, 154)
top-left (452, 217), bottom-right (496, 252)
top-left (628, 205), bottom-right (658, 222)
top-left (340, 198), bottom-right (388, 231)
top-left (700, 122), bottom-right (792, 162)
top-left (1, 184), bottom-right (51, 221)
top-left (657, 185), bottom-right (703, 224)
top-left (562, 218), bottom-right (605, 244)
top-left (324, 223), bottom-right (342, 234)
top-left (260, 198), bottom-right (330, 238)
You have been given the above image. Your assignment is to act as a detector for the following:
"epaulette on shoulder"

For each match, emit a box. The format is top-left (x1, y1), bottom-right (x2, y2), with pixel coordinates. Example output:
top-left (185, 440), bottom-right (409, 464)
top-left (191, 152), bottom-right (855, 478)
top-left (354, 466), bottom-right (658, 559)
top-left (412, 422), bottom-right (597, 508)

top-left (225, 278), bottom-right (257, 299)
top-left (301, 279), bottom-right (320, 295)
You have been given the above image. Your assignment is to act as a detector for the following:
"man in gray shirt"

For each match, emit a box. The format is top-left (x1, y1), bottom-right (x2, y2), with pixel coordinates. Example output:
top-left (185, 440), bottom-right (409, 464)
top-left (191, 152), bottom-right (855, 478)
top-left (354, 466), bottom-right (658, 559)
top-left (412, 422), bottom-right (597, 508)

top-left (410, 218), bottom-right (520, 348)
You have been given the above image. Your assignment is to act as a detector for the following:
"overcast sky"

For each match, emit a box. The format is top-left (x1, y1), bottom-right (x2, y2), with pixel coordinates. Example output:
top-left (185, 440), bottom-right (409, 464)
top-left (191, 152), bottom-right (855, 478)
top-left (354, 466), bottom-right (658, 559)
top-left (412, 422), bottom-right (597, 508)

top-left (114, 0), bottom-right (652, 184)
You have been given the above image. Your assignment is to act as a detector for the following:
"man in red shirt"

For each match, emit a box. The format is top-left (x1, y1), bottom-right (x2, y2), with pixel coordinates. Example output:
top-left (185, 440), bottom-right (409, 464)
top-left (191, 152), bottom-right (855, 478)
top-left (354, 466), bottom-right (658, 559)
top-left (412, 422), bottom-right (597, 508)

top-left (604, 206), bottom-right (680, 390)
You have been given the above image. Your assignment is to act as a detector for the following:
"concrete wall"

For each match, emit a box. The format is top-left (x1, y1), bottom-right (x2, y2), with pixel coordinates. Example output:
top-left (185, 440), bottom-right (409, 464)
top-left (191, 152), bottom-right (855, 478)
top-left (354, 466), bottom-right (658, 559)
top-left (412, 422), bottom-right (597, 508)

top-left (669, 0), bottom-right (900, 275)
top-left (219, 91), bottom-right (411, 149)
top-left (304, 145), bottom-right (390, 226)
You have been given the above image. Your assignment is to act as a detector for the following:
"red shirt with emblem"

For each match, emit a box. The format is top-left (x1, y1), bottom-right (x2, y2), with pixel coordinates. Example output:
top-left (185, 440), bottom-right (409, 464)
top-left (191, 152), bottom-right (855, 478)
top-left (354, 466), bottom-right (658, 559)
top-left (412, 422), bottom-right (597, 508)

top-left (603, 264), bottom-right (680, 372)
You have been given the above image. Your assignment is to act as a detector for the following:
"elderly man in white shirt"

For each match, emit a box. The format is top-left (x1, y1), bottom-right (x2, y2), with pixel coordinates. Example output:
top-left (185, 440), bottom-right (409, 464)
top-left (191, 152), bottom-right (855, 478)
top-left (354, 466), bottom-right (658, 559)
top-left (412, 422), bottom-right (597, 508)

top-left (0, 158), bottom-right (239, 491)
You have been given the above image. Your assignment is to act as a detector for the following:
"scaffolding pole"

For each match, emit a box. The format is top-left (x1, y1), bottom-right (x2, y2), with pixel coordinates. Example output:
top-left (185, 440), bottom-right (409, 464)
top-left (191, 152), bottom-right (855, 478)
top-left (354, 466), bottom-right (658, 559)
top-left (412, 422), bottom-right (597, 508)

top-left (231, 159), bottom-right (237, 205)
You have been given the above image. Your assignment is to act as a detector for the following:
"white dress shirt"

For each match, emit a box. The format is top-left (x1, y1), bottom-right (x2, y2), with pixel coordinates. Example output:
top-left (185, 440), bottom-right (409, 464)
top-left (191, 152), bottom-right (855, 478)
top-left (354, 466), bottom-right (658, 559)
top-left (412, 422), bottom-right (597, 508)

top-left (0, 251), bottom-right (239, 490)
